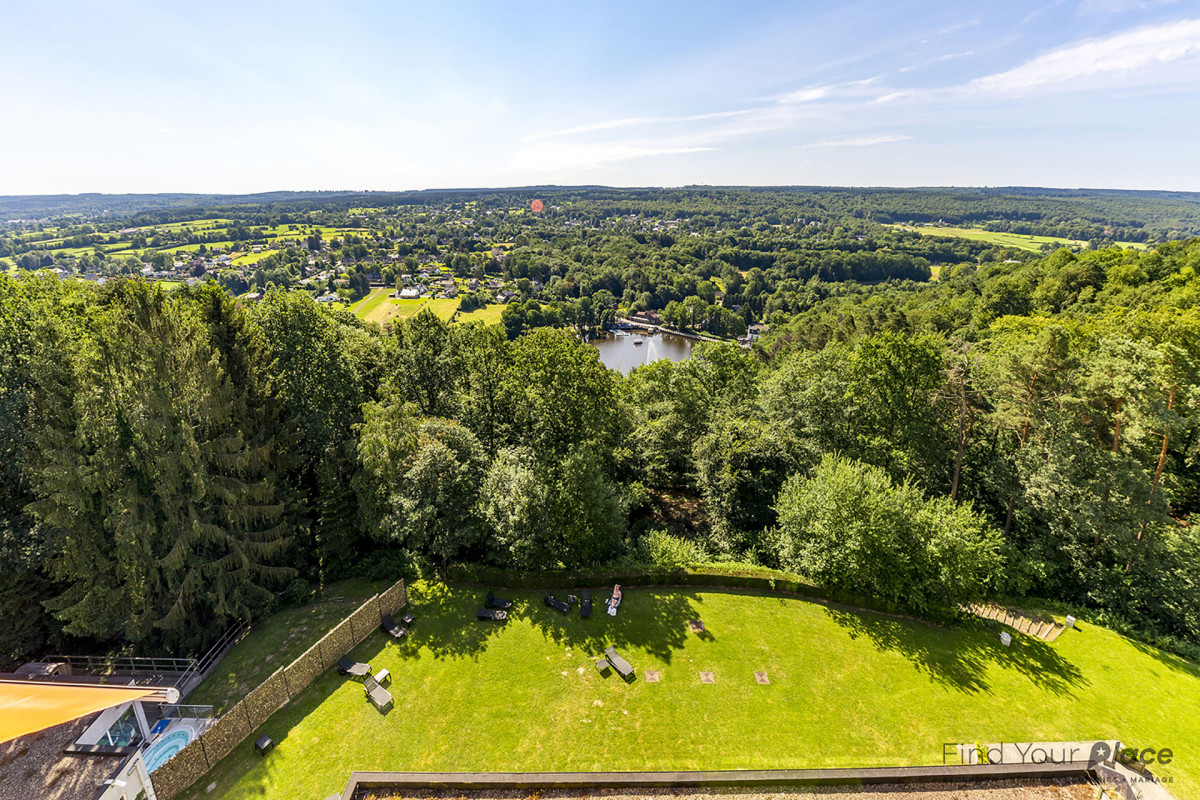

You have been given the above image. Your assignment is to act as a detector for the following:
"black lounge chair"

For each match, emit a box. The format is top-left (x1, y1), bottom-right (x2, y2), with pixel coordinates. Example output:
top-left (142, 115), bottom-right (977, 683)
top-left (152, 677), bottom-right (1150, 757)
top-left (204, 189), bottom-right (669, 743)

top-left (364, 675), bottom-right (393, 710)
top-left (485, 591), bottom-right (513, 610)
top-left (381, 614), bottom-right (408, 639)
top-left (581, 589), bottom-right (592, 618)
top-left (400, 611), bottom-right (416, 626)
top-left (604, 646), bottom-right (634, 681)
top-left (544, 594), bottom-right (570, 614)
top-left (337, 655), bottom-right (370, 679)
top-left (477, 608), bottom-right (507, 621)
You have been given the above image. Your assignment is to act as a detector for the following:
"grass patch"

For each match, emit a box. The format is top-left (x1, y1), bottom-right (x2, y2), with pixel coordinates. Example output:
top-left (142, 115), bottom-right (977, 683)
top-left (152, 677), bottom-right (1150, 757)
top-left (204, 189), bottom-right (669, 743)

top-left (186, 583), bottom-right (1200, 800)
top-left (231, 250), bottom-right (276, 267)
top-left (456, 303), bottom-right (506, 325)
top-left (891, 224), bottom-right (1149, 253)
top-left (351, 287), bottom-right (402, 325)
top-left (185, 579), bottom-right (388, 715)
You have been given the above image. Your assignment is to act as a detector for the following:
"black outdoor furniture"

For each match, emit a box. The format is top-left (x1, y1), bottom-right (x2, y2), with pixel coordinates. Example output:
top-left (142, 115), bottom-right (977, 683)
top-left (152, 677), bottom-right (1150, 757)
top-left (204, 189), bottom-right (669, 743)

top-left (485, 591), bottom-right (513, 610)
top-left (605, 646), bottom-right (634, 681)
top-left (337, 656), bottom-right (371, 679)
top-left (544, 594), bottom-right (570, 614)
top-left (381, 614), bottom-right (408, 639)
top-left (400, 611), bottom-right (416, 626)
top-left (255, 734), bottom-right (274, 755)
top-left (595, 658), bottom-right (610, 674)
top-left (581, 589), bottom-right (592, 618)
top-left (477, 608), bottom-right (507, 621)
top-left (364, 675), bottom-right (393, 710)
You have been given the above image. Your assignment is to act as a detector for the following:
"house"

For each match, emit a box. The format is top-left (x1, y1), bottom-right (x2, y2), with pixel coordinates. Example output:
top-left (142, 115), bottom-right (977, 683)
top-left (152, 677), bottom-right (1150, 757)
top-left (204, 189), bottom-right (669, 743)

top-left (747, 323), bottom-right (769, 341)
top-left (397, 287), bottom-right (422, 299)
top-left (243, 292), bottom-right (264, 302)
top-left (497, 290), bottom-right (516, 303)
top-left (315, 293), bottom-right (339, 303)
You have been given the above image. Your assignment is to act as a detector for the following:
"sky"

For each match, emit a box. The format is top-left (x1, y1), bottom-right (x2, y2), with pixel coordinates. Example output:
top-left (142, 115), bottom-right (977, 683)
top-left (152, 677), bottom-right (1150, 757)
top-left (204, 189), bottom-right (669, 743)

top-left (2, 0), bottom-right (1199, 194)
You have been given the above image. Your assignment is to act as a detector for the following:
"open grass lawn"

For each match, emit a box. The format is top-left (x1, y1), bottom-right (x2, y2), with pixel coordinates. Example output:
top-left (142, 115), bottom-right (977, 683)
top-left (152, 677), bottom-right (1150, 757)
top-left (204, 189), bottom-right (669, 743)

top-left (890, 225), bottom-right (1149, 253)
top-left (186, 579), bottom-right (389, 716)
top-left (456, 303), bottom-right (506, 325)
top-left (231, 250), bottom-right (276, 267)
top-left (351, 287), bottom-right (404, 325)
top-left (185, 583), bottom-right (1200, 800)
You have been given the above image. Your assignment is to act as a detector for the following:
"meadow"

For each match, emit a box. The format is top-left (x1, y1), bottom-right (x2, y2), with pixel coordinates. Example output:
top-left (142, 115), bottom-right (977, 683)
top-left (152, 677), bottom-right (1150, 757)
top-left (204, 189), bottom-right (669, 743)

top-left (891, 224), bottom-right (1149, 252)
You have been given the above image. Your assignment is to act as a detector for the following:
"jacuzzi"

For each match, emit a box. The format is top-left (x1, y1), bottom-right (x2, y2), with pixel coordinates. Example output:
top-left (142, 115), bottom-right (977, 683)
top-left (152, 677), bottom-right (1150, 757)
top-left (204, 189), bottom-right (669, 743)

top-left (142, 719), bottom-right (203, 773)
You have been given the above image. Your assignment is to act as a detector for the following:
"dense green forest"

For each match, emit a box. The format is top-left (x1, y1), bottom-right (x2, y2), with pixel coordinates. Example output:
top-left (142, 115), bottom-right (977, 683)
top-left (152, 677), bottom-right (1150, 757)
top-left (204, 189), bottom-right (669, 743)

top-left (1, 188), bottom-right (1198, 669)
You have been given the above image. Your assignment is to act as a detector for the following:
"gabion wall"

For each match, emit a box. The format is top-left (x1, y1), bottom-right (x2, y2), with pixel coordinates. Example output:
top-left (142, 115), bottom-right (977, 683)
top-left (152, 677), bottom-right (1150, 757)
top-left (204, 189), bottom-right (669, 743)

top-left (284, 641), bottom-right (324, 695)
top-left (153, 578), bottom-right (406, 800)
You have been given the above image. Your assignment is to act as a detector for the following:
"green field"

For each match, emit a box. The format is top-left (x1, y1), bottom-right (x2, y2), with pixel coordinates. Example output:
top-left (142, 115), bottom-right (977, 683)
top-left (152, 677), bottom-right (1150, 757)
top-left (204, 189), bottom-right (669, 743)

top-left (892, 224), bottom-right (1149, 253)
top-left (456, 303), bottom-right (507, 325)
top-left (348, 290), bottom-right (465, 326)
top-left (186, 583), bottom-right (1200, 800)
top-left (231, 250), bottom-right (276, 266)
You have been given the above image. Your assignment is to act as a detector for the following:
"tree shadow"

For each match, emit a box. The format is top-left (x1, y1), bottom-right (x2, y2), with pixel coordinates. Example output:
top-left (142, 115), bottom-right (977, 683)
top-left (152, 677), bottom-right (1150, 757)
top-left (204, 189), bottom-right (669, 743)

top-left (823, 606), bottom-right (1087, 697)
top-left (1127, 639), bottom-right (1200, 679)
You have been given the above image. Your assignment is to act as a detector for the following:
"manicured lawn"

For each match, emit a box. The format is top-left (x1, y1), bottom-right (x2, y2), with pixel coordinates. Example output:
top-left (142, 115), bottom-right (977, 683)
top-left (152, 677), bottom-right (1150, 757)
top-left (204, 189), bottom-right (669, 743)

top-left (890, 224), bottom-right (1149, 253)
top-left (185, 578), bottom-right (389, 715)
top-left (185, 583), bottom-right (1200, 800)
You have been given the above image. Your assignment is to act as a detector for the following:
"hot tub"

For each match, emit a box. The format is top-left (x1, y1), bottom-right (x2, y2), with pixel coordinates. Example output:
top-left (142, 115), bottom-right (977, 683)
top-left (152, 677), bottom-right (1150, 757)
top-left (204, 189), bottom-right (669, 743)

top-left (142, 722), bottom-right (196, 773)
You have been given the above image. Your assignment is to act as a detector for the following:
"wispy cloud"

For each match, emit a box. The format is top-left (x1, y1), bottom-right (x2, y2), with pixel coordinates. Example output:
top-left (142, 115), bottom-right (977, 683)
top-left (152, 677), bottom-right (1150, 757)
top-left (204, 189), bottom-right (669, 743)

top-left (508, 141), bottom-right (715, 172)
top-left (803, 133), bottom-right (911, 149)
top-left (526, 110), bottom-right (752, 141)
top-left (1078, 0), bottom-right (1179, 13)
top-left (966, 17), bottom-right (1200, 93)
top-left (899, 50), bottom-right (975, 73)
top-left (880, 17), bottom-right (1200, 101)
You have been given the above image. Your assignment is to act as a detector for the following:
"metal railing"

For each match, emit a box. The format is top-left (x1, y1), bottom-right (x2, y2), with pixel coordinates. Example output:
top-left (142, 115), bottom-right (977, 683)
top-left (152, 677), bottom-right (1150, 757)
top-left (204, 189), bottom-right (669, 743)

top-left (45, 653), bottom-right (198, 675)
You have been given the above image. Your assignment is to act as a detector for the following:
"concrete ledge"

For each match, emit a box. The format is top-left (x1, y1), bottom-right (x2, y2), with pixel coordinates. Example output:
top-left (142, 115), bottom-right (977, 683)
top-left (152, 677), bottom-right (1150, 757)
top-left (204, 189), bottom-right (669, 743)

top-left (340, 764), bottom-right (1091, 798)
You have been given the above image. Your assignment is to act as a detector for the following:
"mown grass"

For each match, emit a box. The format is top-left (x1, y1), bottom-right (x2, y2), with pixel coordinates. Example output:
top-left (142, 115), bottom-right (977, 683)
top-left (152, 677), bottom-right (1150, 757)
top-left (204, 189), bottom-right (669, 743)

top-left (891, 224), bottom-right (1149, 253)
top-left (185, 582), bottom-right (1200, 800)
top-left (185, 579), bottom-right (388, 715)
top-left (456, 303), bottom-right (506, 325)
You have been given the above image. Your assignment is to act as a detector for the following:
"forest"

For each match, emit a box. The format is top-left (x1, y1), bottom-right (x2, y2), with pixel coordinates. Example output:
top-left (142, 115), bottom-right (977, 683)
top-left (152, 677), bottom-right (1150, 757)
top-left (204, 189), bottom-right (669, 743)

top-left (0, 187), bottom-right (1198, 670)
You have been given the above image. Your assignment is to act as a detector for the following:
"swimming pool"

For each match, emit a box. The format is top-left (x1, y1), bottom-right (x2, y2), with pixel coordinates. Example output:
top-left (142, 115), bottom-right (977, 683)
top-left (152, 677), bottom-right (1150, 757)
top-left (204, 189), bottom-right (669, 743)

top-left (142, 727), bottom-right (193, 773)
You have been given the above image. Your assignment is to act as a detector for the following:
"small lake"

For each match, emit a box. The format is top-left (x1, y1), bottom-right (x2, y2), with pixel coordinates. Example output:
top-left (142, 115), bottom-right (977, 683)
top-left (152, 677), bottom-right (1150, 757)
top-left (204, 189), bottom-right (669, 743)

top-left (589, 331), bottom-right (697, 374)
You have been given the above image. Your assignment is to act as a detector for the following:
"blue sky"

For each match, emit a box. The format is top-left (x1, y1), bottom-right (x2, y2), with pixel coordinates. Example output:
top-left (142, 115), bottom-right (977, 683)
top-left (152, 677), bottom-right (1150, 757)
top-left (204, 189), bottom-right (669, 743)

top-left (2, 0), bottom-right (1199, 193)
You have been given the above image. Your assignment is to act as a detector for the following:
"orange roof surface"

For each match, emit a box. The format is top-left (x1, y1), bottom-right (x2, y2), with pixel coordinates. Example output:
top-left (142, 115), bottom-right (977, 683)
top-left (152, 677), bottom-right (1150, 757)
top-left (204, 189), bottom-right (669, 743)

top-left (0, 681), bottom-right (157, 743)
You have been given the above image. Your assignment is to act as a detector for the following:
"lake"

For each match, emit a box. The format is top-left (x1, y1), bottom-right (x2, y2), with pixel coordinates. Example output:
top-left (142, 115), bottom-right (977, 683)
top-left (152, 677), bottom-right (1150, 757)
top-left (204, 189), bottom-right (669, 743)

top-left (589, 331), bottom-right (697, 374)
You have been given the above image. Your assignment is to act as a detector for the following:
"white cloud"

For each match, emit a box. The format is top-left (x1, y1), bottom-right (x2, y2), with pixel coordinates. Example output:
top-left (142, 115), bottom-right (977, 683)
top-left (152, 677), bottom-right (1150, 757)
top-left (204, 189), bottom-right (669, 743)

top-left (966, 17), bottom-right (1200, 94)
top-left (508, 141), bottom-right (715, 172)
top-left (1079, 0), bottom-right (1179, 13)
top-left (526, 110), bottom-right (751, 141)
top-left (803, 133), bottom-right (911, 148)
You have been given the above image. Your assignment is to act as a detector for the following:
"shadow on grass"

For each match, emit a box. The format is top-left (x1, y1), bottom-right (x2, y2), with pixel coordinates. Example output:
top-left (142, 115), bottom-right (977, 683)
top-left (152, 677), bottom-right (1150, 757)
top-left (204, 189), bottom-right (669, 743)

top-left (823, 606), bottom-right (1087, 696)
top-left (1127, 639), bottom-right (1200, 679)
top-left (392, 581), bottom-right (700, 663)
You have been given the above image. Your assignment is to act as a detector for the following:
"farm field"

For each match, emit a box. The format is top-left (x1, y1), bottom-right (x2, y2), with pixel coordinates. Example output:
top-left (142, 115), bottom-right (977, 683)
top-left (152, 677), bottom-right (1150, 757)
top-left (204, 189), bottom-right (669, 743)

top-left (184, 583), bottom-right (1200, 800)
top-left (890, 224), bottom-right (1150, 253)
